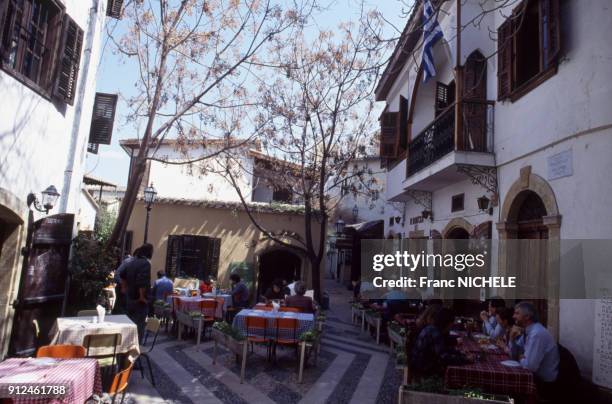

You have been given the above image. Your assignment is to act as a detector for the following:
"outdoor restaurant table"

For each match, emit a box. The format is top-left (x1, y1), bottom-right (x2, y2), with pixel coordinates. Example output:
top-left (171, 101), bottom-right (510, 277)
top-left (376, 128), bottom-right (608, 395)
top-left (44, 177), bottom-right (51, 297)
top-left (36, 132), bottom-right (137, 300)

top-left (0, 357), bottom-right (102, 404)
top-left (232, 309), bottom-right (315, 339)
top-left (166, 295), bottom-right (225, 318)
top-left (444, 348), bottom-right (537, 402)
top-left (49, 314), bottom-right (140, 360)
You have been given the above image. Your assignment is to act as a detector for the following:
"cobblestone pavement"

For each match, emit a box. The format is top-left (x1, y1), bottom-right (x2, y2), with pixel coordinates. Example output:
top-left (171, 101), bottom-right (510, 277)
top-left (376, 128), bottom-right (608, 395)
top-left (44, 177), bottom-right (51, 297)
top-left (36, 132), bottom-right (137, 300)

top-left (123, 278), bottom-right (401, 403)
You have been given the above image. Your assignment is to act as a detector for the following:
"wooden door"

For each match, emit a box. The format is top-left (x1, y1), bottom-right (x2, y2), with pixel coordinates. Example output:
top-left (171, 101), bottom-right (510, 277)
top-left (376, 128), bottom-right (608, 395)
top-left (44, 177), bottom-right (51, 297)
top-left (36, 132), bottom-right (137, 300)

top-left (9, 214), bottom-right (74, 356)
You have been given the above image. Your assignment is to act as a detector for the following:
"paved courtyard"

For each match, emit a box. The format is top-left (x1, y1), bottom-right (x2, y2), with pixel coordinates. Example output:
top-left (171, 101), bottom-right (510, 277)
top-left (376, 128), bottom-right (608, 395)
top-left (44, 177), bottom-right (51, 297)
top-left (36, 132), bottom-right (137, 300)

top-left (124, 279), bottom-right (401, 403)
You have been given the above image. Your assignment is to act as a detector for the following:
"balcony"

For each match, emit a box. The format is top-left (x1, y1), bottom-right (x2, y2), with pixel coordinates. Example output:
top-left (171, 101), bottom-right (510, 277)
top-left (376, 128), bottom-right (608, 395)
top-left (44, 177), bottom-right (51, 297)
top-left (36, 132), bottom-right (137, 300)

top-left (403, 100), bottom-right (495, 192)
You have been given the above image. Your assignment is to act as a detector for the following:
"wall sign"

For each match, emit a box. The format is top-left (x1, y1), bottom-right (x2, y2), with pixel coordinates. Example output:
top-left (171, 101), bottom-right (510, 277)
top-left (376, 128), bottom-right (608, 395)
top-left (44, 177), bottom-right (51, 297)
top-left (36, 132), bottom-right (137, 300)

top-left (547, 149), bottom-right (573, 180)
top-left (593, 298), bottom-right (612, 389)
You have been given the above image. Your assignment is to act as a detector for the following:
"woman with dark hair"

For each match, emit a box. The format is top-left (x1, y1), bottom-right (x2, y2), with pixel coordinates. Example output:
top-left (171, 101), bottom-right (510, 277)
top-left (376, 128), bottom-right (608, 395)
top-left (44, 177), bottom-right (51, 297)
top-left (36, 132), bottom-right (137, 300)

top-left (410, 308), bottom-right (469, 379)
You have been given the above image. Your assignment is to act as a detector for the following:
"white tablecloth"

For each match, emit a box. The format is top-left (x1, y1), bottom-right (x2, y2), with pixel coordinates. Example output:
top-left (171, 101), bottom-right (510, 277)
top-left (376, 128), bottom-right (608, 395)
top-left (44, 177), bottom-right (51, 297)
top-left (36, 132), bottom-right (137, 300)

top-left (49, 315), bottom-right (140, 358)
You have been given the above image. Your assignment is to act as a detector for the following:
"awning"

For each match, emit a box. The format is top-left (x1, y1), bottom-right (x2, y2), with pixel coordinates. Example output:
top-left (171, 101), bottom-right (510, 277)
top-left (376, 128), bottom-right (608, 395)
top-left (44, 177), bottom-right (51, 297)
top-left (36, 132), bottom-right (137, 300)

top-left (344, 219), bottom-right (384, 235)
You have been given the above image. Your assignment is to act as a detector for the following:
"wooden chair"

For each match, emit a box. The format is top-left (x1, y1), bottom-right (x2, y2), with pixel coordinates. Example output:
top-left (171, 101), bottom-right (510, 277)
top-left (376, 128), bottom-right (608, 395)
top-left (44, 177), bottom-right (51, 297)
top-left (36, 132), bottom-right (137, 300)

top-left (37, 345), bottom-right (86, 359)
top-left (245, 316), bottom-right (272, 360)
top-left (199, 300), bottom-right (218, 340)
top-left (279, 307), bottom-right (300, 313)
top-left (109, 360), bottom-right (134, 404)
top-left (136, 318), bottom-right (161, 386)
top-left (77, 309), bottom-right (98, 317)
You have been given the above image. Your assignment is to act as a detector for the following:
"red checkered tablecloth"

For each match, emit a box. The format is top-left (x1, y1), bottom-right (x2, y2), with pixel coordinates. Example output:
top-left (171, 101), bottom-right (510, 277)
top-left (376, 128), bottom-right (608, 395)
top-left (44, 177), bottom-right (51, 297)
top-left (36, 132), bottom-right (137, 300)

top-left (445, 354), bottom-right (537, 401)
top-left (0, 358), bottom-right (102, 403)
top-left (166, 296), bottom-right (225, 318)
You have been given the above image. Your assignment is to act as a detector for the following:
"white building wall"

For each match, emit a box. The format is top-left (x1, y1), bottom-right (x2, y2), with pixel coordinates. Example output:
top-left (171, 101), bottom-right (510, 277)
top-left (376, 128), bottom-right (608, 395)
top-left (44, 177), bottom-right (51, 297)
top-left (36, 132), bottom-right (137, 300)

top-left (380, 0), bottom-right (612, 378)
top-left (146, 144), bottom-right (254, 202)
top-left (77, 189), bottom-right (98, 232)
top-left (0, 0), bottom-right (107, 221)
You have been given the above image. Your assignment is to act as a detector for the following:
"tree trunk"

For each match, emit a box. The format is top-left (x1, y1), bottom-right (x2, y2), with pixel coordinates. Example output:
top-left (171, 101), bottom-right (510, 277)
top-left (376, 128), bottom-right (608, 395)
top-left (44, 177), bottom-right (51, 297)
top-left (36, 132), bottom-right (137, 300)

top-left (105, 155), bottom-right (148, 250)
top-left (309, 253), bottom-right (322, 303)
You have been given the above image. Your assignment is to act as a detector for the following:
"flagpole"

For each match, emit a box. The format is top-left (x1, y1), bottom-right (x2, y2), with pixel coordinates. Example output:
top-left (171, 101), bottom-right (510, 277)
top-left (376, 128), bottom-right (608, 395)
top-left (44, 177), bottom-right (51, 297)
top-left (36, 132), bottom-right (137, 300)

top-left (454, 0), bottom-right (463, 151)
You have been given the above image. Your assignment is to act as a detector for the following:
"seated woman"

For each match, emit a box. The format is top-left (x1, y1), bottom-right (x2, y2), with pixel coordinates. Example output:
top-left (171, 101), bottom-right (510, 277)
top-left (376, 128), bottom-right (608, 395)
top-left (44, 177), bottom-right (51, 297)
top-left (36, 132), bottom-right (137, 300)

top-left (284, 281), bottom-right (315, 313)
top-left (263, 279), bottom-right (286, 303)
top-left (480, 297), bottom-right (505, 339)
top-left (494, 307), bottom-right (515, 351)
top-left (410, 308), bottom-right (470, 379)
top-left (199, 276), bottom-right (213, 294)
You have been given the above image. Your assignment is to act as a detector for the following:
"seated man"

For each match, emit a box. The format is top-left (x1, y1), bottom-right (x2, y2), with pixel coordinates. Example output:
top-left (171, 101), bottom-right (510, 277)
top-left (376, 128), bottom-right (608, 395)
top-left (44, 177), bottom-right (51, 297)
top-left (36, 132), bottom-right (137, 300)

top-left (511, 302), bottom-right (559, 385)
top-left (153, 271), bottom-right (174, 301)
top-left (230, 273), bottom-right (249, 309)
top-left (410, 308), bottom-right (469, 379)
top-left (480, 297), bottom-right (505, 339)
top-left (263, 279), bottom-right (285, 303)
top-left (285, 281), bottom-right (315, 313)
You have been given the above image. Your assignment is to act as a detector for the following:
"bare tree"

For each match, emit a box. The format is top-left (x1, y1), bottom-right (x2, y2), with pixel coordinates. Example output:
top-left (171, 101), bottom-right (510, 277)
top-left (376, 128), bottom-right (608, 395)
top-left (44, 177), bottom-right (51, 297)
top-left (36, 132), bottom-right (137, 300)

top-left (216, 11), bottom-right (388, 300)
top-left (105, 0), bottom-right (316, 248)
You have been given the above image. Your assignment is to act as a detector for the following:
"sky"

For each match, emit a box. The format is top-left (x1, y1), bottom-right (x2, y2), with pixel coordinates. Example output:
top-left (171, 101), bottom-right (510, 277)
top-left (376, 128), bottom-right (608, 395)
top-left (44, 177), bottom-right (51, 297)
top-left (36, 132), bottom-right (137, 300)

top-left (85, 0), bottom-right (410, 188)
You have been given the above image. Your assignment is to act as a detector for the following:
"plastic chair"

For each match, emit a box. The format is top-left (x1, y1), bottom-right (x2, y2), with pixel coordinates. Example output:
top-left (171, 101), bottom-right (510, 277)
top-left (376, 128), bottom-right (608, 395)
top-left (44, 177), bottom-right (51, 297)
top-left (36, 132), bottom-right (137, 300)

top-left (272, 317), bottom-right (299, 362)
top-left (136, 318), bottom-right (160, 386)
top-left (77, 310), bottom-right (98, 317)
top-left (279, 307), bottom-right (300, 313)
top-left (246, 316), bottom-right (272, 360)
top-left (109, 360), bottom-right (134, 403)
top-left (37, 345), bottom-right (86, 359)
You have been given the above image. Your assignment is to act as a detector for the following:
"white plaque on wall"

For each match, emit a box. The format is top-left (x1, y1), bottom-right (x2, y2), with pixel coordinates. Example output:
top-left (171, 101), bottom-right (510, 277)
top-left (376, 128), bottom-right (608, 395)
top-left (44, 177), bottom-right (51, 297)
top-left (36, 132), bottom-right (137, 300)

top-left (547, 149), bottom-right (573, 180)
top-left (593, 298), bottom-right (612, 389)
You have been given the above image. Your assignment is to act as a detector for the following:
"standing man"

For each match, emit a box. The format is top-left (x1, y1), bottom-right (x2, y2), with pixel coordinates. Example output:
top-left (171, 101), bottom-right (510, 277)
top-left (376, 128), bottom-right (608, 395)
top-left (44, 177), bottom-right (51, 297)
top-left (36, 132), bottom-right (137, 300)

top-left (121, 243), bottom-right (153, 342)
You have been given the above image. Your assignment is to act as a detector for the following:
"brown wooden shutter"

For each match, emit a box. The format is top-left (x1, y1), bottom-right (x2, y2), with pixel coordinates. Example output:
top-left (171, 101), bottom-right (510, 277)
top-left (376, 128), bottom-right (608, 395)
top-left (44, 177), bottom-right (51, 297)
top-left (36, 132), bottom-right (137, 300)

top-left (87, 143), bottom-right (99, 154)
top-left (53, 15), bottom-right (83, 105)
top-left (106, 0), bottom-right (123, 19)
top-left (497, 19), bottom-right (513, 100)
top-left (165, 235), bottom-right (183, 277)
top-left (435, 82), bottom-right (450, 113)
top-left (379, 111), bottom-right (399, 158)
top-left (541, 0), bottom-right (561, 68)
top-left (89, 93), bottom-right (118, 145)
top-left (463, 50), bottom-right (487, 99)
top-left (0, 0), bottom-right (17, 57)
top-left (207, 238), bottom-right (221, 278)
top-left (399, 96), bottom-right (408, 151)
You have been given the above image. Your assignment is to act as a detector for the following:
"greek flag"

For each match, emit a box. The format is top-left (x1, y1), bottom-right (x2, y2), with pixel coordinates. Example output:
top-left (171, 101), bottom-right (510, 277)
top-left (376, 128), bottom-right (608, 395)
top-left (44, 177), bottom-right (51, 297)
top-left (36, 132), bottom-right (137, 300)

top-left (421, 0), bottom-right (444, 83)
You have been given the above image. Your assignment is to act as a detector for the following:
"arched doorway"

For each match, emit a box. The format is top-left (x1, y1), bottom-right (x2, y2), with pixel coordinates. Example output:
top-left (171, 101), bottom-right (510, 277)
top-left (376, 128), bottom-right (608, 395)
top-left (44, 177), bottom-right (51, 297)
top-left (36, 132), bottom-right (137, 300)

top-left (446, 227), bottom-right (470, 239)
top-left (498, 166), bottom-right (561, 337)
top-left (510, 190), bottom-right (549, 325)
top-left (257, 249), bottom-right (301, 299)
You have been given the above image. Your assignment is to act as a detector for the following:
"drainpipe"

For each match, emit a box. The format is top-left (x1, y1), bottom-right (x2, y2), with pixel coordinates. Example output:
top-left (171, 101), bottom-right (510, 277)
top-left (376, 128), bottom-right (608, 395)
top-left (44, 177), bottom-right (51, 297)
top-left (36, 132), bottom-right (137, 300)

top-left (58, 0), bottom-right (102, 214)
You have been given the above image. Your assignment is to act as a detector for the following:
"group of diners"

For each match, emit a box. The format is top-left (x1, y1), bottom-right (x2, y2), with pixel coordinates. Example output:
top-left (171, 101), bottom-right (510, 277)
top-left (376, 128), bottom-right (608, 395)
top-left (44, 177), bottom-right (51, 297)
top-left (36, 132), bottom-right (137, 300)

top-left (260, 278), bottom-right (317, 313)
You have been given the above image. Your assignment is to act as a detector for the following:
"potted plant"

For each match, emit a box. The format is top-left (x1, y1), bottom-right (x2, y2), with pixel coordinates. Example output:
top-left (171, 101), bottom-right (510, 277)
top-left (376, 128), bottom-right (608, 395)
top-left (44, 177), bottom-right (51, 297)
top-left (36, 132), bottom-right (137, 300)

top-left (211, 321), bottom-right (248, 383)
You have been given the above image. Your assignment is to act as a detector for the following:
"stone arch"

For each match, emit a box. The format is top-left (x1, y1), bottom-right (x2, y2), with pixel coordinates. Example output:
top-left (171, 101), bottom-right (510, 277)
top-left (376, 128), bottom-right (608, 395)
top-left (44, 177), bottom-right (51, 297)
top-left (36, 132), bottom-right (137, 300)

top-left (500, 166), bottom-right (559, 223)
top-left (497, 166), bottom-right (562, 340)
top-left (442, 217), bottom-right (474, 239)
top-left (253, 243), bottom-right (307, 293)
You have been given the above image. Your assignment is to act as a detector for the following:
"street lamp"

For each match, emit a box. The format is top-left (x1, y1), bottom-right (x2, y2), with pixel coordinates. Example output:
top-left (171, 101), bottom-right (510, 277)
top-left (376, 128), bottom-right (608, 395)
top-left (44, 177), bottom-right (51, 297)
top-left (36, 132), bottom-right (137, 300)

top-left (335, 218), bottom-right (345, 235)
top-left (27, 185), bottom-right (60, 214)
top-left (143, 183), bottom-right (157, 243)
top-left (352, 205), bottom-right (359, 222)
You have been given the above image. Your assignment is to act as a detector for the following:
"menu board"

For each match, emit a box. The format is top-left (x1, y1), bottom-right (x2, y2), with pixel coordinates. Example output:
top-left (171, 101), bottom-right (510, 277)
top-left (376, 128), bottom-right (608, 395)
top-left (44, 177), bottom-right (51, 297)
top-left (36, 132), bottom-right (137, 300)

top-left (593, 298), bottom-right (612, 389)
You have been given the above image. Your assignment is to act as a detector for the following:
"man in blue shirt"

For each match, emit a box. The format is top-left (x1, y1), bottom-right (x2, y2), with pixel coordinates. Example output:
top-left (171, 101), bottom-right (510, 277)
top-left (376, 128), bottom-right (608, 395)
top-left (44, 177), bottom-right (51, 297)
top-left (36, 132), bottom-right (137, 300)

top-left (230, 273), bottom-right (249, 308)
top-left (153, 271), bottom-right (174, 301)
top-left (511, 302), bottom-right (559, 383)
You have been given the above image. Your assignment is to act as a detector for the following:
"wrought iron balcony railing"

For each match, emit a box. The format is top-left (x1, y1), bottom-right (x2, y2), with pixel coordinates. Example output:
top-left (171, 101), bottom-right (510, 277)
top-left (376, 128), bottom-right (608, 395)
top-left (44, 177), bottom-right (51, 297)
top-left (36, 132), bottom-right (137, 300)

top-left (407, 100), bottom-right (494, 177)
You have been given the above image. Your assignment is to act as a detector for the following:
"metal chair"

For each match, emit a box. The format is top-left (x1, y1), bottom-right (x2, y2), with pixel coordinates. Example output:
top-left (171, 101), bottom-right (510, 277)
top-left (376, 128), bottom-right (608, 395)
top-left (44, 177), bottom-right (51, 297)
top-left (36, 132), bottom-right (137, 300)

top-left (199, 299), bottom-right (218, 340)
top-left (37, 345), bottom-right (86, 359)
top-left (136, 318), bottom-right (160, 386)
top-left (109, 359), bottom-right (134, 404)
top-left (246, 316), bottom-right (272, 360)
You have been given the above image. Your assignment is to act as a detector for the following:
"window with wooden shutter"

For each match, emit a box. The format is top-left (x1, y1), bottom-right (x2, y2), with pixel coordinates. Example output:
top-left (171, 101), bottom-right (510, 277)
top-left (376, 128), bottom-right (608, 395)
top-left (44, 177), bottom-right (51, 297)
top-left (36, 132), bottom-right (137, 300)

top-left (106, 0), bottom-right (123, 19)
top-left (542, 0), bottom-right (560, 69)
top-left (435, 81), bottom-right (455, 116)
top-left (205, 238), bottom-right (221, 278)
top-left (0, 0), bottom-right (63, 94)
top-left (165, 235), bottom-right (183, 277)
top-left (497, 0), bottom-right (561, 101)
top-left (497, 18), bottom-right (513, 100)
top-left (53, 14), bottom-right (83, 105)
top-left (89, 93), bottom-right (118, 145)
top-left (399, 96), bottom-right (408, 152)
top-left (379, 111), bottom-right (399, 159)
top-left (87, 142), bottom-right (99, 154)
